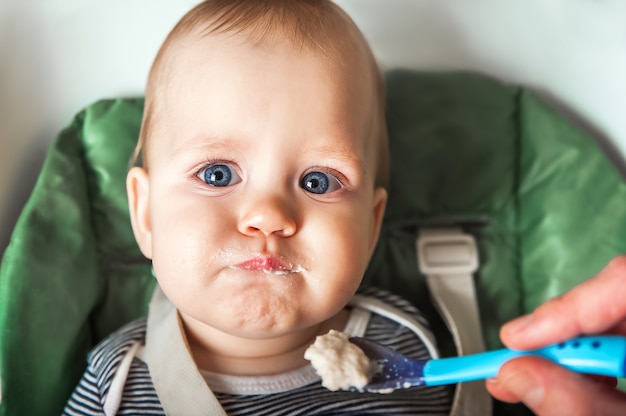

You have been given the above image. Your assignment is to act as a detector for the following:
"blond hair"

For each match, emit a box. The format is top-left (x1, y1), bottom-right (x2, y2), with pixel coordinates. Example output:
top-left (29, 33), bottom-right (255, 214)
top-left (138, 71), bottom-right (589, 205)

top-left (133, 0), bottom-right (389, 188)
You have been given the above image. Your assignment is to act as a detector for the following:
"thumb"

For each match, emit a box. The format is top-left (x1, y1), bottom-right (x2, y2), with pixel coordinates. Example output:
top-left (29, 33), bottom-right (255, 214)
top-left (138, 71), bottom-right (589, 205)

top-left (494, 356), bottom-right (626, 416)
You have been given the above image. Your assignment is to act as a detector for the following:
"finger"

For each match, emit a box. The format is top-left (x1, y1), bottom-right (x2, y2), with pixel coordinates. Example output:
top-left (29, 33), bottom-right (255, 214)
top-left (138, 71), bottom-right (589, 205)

top-left (501, 255), bottom-right (626, 350)
top-left (485, 378), bottom-right (522, 403)
top-left (493, 356), bottom-right (626, 416)
top-left (486, 374), bottom-right (618, 404)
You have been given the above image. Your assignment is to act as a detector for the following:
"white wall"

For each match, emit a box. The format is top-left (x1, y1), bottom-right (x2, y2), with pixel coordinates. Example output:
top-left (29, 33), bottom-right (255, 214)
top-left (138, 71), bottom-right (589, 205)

top-left (1, 0), bottom-right (625, 252)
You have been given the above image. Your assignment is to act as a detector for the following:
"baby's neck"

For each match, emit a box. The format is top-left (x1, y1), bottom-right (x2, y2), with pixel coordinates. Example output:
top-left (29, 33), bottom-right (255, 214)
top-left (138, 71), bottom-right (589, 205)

top-left (182, 309), bottom-right (350, 376)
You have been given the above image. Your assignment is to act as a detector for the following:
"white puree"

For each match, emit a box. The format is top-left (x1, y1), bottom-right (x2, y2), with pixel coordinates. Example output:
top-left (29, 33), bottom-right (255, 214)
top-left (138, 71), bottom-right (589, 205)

top-left (304, 329), bottom-right (372, 391)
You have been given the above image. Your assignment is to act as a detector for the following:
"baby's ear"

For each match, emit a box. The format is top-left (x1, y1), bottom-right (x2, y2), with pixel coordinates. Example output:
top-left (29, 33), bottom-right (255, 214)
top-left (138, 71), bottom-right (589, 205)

top-left (126, 167), bottom-right (153, 259)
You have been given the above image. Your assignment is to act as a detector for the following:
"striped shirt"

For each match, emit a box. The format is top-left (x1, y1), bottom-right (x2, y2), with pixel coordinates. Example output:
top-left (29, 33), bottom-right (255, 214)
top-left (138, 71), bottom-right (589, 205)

top-left (64, 286), bottom-right (452, 415)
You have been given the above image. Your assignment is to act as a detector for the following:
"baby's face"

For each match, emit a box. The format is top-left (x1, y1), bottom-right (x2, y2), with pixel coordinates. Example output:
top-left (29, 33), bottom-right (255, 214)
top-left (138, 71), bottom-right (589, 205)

top-left (129, 33), bottom-right (386, 339)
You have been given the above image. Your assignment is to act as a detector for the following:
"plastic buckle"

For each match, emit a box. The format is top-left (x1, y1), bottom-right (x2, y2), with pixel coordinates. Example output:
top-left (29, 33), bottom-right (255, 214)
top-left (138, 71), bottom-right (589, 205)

top-left (417, 228), bottom-right (478, 275)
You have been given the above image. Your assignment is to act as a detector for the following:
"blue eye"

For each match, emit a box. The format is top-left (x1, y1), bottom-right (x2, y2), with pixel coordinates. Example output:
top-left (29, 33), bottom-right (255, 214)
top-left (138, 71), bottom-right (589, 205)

top-left (301, 171), bottom-right (341, 194)
top-left (199, 164), bottom-right (240, 187)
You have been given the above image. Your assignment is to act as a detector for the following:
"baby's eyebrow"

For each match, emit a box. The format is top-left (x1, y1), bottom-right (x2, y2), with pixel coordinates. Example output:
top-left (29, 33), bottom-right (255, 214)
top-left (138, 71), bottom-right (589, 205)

top-left (308, 144), bottom-right (365, 173)
top-left (170, 135), bottom-right (237, 157)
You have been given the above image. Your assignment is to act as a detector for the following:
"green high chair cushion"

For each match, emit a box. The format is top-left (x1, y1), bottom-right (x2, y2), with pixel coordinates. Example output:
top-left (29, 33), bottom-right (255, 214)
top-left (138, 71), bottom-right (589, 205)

top-left (2, 70), bottom-right (626, 416)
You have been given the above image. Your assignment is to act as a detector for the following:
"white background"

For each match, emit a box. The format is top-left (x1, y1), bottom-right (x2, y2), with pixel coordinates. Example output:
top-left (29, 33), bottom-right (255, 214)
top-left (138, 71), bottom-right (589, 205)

top-left (1, 0), bottom-right (626, 253)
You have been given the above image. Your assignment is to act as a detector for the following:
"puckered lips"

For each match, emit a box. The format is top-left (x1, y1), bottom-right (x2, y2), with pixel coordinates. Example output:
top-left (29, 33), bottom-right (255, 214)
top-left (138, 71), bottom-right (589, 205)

top-left (232, 255), bottom-right (304, 275)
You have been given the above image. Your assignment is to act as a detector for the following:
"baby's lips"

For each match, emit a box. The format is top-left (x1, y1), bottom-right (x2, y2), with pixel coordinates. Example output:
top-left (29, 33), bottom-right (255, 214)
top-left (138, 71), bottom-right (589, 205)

top-left (235, 255), bottom-right (294, 273)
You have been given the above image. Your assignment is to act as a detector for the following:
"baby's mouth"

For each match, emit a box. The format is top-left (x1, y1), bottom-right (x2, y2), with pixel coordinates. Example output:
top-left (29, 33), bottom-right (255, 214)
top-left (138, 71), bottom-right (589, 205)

top-left (232, 255), bottom-right (305, 275)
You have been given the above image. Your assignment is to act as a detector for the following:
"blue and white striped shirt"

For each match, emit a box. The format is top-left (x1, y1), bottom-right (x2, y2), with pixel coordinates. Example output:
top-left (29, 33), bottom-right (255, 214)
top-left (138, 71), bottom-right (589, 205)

top-left (64, 286), bottom-right (452, 415)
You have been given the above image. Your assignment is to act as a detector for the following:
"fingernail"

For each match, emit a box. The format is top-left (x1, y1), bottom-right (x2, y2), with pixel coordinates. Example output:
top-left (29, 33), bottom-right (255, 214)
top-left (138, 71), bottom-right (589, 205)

top-left (503, 368), bottom-right (545, 408)
top-left (503, 314), bottom-right (533, 336)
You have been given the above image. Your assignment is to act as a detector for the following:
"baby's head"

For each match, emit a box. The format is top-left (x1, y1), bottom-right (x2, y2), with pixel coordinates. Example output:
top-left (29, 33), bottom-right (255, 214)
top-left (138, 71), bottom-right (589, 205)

top-left (127, 0), bottom-right (389, 342)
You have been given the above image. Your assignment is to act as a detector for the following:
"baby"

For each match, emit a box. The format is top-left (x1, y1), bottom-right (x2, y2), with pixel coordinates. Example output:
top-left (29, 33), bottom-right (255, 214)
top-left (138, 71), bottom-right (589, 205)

top-left (64, 1), bottom-right (452, 414)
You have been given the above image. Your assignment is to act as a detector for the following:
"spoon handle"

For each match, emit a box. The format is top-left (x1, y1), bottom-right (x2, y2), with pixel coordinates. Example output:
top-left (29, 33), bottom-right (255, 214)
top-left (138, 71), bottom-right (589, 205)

top-left (423, 336), bottom-right (626, 386)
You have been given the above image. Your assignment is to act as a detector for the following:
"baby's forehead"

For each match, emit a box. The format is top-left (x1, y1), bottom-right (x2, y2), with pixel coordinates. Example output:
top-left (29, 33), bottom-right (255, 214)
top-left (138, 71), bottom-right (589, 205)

top-left (156, 28), bottom-right (378, 120)
top-left (154, 37), bottom-right (378, 157)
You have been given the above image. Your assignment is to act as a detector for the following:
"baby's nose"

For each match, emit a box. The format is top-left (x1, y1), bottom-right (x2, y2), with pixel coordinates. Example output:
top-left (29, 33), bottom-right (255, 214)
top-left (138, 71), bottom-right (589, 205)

top-left (237, 194), bottom-right (297, 238)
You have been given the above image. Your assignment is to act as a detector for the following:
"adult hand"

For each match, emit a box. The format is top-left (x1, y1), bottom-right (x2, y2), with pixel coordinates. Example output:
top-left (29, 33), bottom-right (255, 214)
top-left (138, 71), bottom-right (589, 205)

top-left (486, 255), bottom-right (626, 415)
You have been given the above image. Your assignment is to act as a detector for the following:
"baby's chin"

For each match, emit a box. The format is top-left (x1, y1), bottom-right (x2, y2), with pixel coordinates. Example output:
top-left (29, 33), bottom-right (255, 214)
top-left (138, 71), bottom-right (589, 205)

top-left (198, 294), bottom-right (310, 336)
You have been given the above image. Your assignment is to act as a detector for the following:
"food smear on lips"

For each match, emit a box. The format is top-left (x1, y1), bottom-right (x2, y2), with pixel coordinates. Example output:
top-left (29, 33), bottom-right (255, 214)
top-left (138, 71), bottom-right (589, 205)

top-left (304, 329), bottom-right (373, 391)
top-left (231, 255), bottom-right (305, 275)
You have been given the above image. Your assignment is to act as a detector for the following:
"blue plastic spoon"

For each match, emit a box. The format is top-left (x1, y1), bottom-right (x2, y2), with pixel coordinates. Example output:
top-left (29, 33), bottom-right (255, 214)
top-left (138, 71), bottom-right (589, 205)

top-left (349, 336), bottom-right (626, 393)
